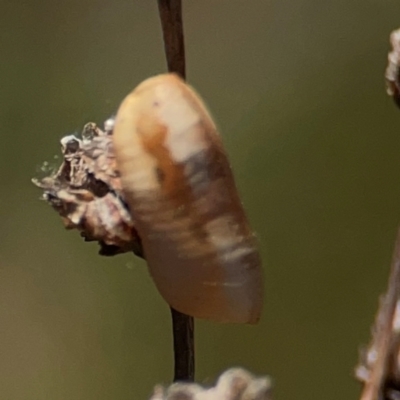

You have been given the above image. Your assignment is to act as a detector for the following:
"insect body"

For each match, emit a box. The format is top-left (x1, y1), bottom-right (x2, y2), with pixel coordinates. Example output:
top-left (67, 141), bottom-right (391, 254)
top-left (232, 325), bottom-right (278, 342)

top-left (113, 74), bottom-right (263, 323)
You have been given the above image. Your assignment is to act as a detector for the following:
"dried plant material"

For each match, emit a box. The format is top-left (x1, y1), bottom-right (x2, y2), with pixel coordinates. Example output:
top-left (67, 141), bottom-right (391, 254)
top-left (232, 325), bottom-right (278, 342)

top-left (149, 368), bottom-right (272, 400)
top-left (113, 73), bottom-right (263, 324)
top-left (355, 29), bottom-right (400, 400)
top-left (386, 28), bottom-right (400, 108)
top-left (356, 229), bottom-right (400, 400)
top-left (32, 120), bottom-right (142, 257)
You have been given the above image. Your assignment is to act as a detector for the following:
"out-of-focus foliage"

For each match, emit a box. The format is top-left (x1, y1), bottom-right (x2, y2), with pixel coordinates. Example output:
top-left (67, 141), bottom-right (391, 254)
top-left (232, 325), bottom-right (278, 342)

top-left (1, 1), bottom-right (400, 399)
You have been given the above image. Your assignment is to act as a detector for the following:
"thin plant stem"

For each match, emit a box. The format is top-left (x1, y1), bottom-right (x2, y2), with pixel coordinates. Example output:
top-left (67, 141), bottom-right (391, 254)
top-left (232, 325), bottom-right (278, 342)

top-left (359, 226), bottom-right (400, 400)
top-left (156, 0), bottom-right (195, 383)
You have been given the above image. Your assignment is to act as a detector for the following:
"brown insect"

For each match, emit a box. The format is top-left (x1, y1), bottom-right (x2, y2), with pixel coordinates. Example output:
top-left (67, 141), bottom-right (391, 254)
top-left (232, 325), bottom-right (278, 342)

top-left (113, 73), bottom-right (263, 323)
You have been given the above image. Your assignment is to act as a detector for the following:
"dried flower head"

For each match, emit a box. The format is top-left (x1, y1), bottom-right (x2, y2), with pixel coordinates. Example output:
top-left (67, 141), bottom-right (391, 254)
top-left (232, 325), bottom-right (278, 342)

top-left (32, 119), bottom-right (142, 257)
top-left (150, 368), bottom-right (272, 400)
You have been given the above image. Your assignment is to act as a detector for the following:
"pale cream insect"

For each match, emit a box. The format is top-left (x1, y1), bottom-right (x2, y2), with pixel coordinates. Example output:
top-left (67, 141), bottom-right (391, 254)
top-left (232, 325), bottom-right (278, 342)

top-left (113, 73), bottom-right (263, 323)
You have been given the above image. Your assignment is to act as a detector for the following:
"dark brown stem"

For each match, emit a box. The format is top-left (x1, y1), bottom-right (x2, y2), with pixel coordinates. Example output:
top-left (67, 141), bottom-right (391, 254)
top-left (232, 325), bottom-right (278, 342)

top-left (157, 0), bottom-right (195, 383)
top-left (170, 307), bottom-right (195, 382)
top-left (157, 0), bottom-right (186, 79)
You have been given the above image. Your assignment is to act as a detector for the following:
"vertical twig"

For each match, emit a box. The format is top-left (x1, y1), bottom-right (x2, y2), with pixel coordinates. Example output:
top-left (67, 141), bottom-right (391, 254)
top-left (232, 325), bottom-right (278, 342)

top-left (356, 28), bottom-right (400, 400)
top-left (157, 0), bottom-right (186, 79)
top-left (156, 0), bottom-right (195, 383)
top-left (170, 307), bottom-right (195, 382)
top-left (358, 227), bottom-right (400, 400)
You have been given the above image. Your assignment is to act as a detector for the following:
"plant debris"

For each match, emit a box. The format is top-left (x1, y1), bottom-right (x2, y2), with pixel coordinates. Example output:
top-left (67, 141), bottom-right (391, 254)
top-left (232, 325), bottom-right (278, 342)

top-left (150, 368), bottom-right (272, 400)
top-left (386, 28), bottom-right (400, 108)
top-left (32, 118), bottom-right (143, 257)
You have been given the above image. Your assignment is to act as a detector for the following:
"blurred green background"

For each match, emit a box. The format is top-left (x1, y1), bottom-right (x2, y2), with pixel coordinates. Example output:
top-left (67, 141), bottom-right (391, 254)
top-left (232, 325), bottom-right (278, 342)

top-left (1, 1), bottom-right (400, 399)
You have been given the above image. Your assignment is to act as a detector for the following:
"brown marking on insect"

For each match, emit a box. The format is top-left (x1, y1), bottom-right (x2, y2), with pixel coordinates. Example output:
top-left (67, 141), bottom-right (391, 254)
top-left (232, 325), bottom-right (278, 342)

top-left (137, 114), bottom-right (214, 248)
top-left (137, 114), bottom-right (190, 204)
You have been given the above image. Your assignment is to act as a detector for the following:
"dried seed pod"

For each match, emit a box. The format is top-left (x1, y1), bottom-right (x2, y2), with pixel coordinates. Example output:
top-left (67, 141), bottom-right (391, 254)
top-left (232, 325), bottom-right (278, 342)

top-left (113, 74), bottom-right (263, 323)
top-left (33, 122), bottom-right (142, 257)
top-left (150, 368), bottom-right (272, 400)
